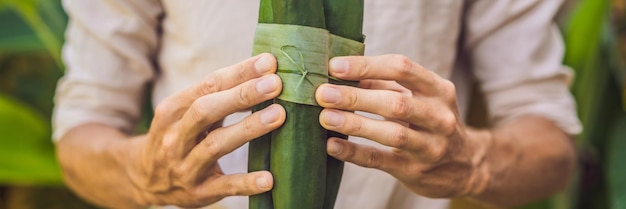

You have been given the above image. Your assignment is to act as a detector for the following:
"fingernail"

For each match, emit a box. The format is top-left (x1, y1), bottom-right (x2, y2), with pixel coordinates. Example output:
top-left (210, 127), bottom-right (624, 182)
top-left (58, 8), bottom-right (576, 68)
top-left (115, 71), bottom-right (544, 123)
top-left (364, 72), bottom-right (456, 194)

top-left (256, 176), bottom-right (270, 189)
top-left (320, 86), bottom-right (341, 104)
top-left (330, 58), bottom-right (348, 74)
top-left (255, 54), bottom-right (273, 74)
top-left (256, 76), bottom-right (277, 94)
top-left (328, 140), bottom-right (343, 154)
top-left (322, 111), bottom-right (344, 127)
top-left (260, 106), bottom-right (280, 124)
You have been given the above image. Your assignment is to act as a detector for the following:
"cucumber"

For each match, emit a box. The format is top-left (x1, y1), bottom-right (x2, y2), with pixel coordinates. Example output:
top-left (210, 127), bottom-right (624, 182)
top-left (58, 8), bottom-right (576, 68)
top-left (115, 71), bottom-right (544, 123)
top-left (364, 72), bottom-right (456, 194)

top-left (250, 1), bottom-right (364, 208)
top-left (248, 100), bottom-right (275, 209)
top-left (251, 1), bottom-right (328, 209)
top-left (323, 0), bottom-right (365, 43)
top-left (267, 1), bottom-right (327, 209)
top-left (322, 1), bottom-right (364, 208)
top-left (248, 1), bottom-right (276, 208)
top-left (271, 101), bottom-right (327, 209)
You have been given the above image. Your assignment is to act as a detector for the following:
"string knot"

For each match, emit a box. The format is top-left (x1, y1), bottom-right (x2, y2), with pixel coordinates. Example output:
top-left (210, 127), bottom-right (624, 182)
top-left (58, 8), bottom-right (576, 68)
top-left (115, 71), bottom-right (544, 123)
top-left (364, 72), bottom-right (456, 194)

top-left (280, 45), bottom-right (313, 90)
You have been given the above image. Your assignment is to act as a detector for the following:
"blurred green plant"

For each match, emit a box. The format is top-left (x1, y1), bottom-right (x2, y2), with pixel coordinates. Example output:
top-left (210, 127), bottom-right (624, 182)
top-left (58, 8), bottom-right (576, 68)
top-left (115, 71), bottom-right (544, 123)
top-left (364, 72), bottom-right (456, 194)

top-left (0, 94), bottom-right (60, 184)
top-left (562, 0), bottom-right (626, 209)
top-left (519, 0), bottom-right (626, 209)
top-left (0, 0), bottom-right (65, 186)
top-left (0, 0), bottom-right (99, 208)
top-left (0, 0), bottom-right (64, 67)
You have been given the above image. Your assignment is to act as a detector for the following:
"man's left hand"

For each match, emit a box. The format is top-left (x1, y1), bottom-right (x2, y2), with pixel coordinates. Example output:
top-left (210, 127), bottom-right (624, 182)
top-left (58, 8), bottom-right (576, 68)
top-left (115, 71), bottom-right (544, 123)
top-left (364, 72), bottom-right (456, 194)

top-left (315, 55), bottom-right (491, 198)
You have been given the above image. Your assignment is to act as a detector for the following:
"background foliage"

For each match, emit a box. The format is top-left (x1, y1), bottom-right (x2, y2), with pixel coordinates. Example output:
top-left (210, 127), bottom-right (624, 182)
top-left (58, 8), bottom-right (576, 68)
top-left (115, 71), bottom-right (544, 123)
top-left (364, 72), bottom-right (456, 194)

top-left (0, 0), bottom-right (623, 208)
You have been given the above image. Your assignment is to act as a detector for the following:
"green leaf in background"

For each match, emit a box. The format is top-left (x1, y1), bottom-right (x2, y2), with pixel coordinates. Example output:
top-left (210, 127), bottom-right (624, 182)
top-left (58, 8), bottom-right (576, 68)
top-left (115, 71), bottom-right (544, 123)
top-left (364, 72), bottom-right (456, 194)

top-left (0, 0), bottom-right (65, 69)
top-left (564, 0), bottom-right (609, 69)
top-left (0, 10), bottom-right (44, 52)
top-left (0, 93), bottom-right (62, 185)
top-left (564, 0), bottom-right (610, 135)
top-left (562, 0), bottom-right (626, 209)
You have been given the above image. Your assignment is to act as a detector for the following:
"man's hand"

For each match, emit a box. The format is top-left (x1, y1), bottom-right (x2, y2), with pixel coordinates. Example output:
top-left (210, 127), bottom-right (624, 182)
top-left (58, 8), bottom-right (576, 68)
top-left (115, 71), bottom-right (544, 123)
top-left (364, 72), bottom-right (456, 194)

top-left (315, 54), bottom-right (490, 198)
top-left (315, 55), bottom-right (576, 207)
top-left (129, 53), bottom-right (285, 207)
top-left (58, 53), bottom-right (286, 208)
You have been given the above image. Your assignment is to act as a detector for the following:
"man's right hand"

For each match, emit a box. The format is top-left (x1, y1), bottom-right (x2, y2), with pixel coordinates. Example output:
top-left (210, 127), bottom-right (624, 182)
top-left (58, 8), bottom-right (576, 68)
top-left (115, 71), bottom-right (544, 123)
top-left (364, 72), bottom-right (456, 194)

top-left (57, 53), bottom-right (283, 208)
top-left (126, 53), bottom-right (284, 207)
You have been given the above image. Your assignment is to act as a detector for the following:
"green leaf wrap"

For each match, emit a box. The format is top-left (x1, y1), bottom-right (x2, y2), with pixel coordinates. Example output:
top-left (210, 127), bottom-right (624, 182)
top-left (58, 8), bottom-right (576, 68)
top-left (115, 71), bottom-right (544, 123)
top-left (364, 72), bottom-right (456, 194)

top-left (252, 23), bottom-right (364, 106)
top-left (249, 1), bottom-right (364, 209)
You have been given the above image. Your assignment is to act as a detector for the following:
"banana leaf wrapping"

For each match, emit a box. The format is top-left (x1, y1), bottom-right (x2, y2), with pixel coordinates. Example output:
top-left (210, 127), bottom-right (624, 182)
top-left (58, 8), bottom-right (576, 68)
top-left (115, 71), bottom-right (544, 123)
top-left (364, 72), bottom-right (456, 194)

top-left (248, 1), bottom-right (364, 209)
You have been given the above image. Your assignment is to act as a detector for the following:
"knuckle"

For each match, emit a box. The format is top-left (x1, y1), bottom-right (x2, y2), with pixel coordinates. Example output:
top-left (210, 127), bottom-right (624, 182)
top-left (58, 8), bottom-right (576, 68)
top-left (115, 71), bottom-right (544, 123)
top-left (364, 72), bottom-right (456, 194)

top-left (236, 85), bottom-right (254, 108)
top-left (390, 95), bottom-right (412, 119)
top-left (200, 76), bottom-right (221, 95)
top-left (429, 145), bottom-right (447, 163)
top-left (390, 126), bottom-right (410, 149)
top-left (203, 137), bottom-right (223, 157)
top-left (154, 101), bottom-right (176, 120)
top-left (347, 88), bottom-right (360, 109)
top-left (242, 117), bottom-right (258, 134)
top-left (188, 187), bottom-right (211, 203)
top-left (170, 165), bottom-right (187, 182)
top-left (158, 132), bottom-right (180, 159)
top-left (344, 115), bottom-right (362, 135)
top-left (405, 164), bottom-right (422, 176)
top-left (231, 61), bottom-right (255, 83)
top-left (221, 180), bottom-right (242, 196)
top-left (364, 147), bottom-right (383, 169)
top-left (234, 62), bottom-right (248, 78)
top-left (340, 143), bottom-right (357, 160)
top-left (390, 55), bottom-right (413, 75)
top-left (360, 58), bottom-right (371, 78)
top-left (423, 138), bottom-right (448, 163)
top-left (162, 144), bottom-right (179, 160)
top-left (440, 79), bottom-right (457, 104)
top-left (188, 100), bottom-right (209, 125)
top-left (438, 112), bottom-right (457, 135)
top-left (236, 59), bottom-right (251, 73)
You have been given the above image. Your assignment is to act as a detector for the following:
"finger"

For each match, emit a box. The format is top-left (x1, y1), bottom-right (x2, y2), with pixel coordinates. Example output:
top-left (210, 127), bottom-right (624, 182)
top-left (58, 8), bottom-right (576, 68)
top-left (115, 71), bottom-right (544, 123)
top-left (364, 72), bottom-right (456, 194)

top-left (320, 109), bottom-right (441, 157)
top-left (181, 105), bottom-right (285, 174)
top-left (316, 84), bottom-right (453, 132)
top-left (183, 53), bottom-right (277, 103)
top-left (326, 137), bottom-right (401, 173)
top-left (207, 171), bottom-right (274, 198)
top-left (153, 53), bottom-right (277, 125)
top-left (328, 55), bottom-right (444, 95)
top-left (177, 74), bottom-right (282, 153)
top-left (359, 79), bottom-right (411, 95)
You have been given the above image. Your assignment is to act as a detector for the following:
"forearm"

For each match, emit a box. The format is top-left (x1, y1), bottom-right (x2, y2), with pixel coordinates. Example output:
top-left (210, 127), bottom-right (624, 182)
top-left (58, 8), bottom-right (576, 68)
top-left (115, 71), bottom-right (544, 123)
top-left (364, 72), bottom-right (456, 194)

top-left (469, 115), bottom-right (577, 208)
top-left (56, 123), bottom-right (148, 208)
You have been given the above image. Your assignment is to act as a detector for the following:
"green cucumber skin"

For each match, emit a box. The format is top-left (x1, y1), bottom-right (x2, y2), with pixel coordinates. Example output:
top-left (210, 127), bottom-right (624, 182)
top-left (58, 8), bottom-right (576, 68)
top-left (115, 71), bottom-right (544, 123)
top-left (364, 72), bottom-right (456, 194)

top-left (271, 100), bottom-right (327, 209)
top-left (253, 1), bottom-right (366, 208)
top-left (322, 131), bottom-right (346, 209)
top-left (263, 1), bottom-right (328, 209)
top-left (248, 0), bottom-right (276, 208)
top-left (248, 100), bottom-right (275, 209)
top-left (323, 1), bottom-right (364, 208)
top-left (271, 0), bottom-right (326, 28)
top-left (258, 0), bottom-right (273, 24)
top-left (323, 0), bottom-right (365, 42)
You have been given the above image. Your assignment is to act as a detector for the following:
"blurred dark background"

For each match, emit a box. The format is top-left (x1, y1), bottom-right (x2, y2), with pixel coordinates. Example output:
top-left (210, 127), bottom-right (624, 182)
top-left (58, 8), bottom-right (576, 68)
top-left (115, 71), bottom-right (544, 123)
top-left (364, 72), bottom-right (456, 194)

top-left (0, 0), bottom-right (624, 208)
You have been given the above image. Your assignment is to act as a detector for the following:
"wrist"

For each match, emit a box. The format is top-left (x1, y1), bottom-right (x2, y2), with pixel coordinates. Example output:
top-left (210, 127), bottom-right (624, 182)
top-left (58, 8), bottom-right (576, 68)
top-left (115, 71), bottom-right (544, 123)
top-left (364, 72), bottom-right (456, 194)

top-left (120, 135), bottom-right (154, 206)
top-left (460, 128), bottom-right (493, 197)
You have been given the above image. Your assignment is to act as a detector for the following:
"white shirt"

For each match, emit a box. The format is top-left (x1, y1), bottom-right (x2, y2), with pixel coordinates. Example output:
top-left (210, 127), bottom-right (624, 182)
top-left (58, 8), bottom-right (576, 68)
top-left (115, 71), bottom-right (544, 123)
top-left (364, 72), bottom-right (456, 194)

top-left (54, 0), bottom-right (582, 208)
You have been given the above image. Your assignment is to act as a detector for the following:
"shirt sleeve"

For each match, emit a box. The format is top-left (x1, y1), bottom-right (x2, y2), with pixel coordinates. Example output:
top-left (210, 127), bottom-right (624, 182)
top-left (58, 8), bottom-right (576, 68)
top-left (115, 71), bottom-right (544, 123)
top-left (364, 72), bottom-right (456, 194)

top-left (463, 0), bottom-right (582, 135)
top-left (52, 0), bottom-right (163, 141)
